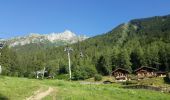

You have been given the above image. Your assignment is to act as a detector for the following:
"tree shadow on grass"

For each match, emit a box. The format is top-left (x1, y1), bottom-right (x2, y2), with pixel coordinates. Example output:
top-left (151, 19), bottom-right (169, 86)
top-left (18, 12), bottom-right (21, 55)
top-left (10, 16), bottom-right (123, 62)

top-left (0, 93), bottom-right (9, 100)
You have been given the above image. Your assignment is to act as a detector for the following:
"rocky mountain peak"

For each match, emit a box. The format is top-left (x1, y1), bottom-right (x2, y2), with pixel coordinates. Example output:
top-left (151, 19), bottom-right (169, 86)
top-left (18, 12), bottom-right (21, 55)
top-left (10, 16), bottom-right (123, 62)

top-left (3, 30), bottom-right (88, 47)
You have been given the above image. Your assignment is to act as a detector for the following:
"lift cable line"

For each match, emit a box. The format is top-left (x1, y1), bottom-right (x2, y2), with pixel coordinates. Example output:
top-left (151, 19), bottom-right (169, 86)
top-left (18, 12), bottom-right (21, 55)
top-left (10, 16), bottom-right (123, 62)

top-left (64, 46), bottom-right (73, 80)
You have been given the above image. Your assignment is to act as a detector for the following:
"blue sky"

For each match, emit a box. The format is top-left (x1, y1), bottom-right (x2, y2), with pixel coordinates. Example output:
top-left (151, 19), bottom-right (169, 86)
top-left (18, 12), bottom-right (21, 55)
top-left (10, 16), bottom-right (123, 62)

top-left (0, 0), bottom-right (170, 39)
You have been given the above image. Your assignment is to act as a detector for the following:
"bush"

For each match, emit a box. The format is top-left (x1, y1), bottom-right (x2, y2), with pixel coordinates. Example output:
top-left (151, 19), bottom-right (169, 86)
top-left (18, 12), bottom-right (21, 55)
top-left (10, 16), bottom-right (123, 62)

top-left (72, 68), bottom-right (88, 80)
top-left (72, 66), bottom-right (97, 80)
top-left (28, 73), bottom-right (36, 79)
top-left (12, 72), bottom-right (19, 77)
top-left (55, 74), bottom-right (69, 80)
top-left (94, 74), bottom-right (102, 81)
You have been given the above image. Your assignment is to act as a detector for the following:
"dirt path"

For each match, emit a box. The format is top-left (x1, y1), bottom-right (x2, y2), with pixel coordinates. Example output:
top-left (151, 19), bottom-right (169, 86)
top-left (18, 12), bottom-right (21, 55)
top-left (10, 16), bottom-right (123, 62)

top-left (26, 87), bottom-right (55, 100)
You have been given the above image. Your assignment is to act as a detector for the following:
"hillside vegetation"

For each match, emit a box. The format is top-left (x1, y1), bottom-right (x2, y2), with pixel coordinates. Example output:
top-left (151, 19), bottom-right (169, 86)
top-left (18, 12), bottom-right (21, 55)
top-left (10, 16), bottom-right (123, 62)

top-left (0, 15), bottom-right (170, 80)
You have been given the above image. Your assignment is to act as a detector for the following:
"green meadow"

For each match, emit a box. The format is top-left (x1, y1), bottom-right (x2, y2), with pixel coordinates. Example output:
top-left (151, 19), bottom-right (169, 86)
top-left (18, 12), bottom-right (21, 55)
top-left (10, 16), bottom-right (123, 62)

top-left (0, 76), bottom-right (170, 100)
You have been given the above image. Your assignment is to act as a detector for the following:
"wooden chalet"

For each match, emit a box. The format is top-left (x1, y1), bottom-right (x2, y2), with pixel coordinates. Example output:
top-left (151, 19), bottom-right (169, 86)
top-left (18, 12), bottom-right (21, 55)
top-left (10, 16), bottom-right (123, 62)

top-left (112, 68), bottom-right (130, 82)
top-left (134, 66), bottom-right (157, 79)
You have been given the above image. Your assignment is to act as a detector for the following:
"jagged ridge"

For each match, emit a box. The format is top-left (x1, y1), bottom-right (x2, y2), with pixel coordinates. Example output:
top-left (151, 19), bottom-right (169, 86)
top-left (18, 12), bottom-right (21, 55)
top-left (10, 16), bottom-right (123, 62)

top-left (3, 30), bottom-right (88, 47)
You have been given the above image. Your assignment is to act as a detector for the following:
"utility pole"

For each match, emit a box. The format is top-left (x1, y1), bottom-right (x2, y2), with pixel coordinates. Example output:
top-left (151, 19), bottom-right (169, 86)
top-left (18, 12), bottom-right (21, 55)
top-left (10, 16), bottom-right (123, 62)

top-left (0, 42), bottom-right (4, 74)
top-left (64, 46), bottom-right (73, 80)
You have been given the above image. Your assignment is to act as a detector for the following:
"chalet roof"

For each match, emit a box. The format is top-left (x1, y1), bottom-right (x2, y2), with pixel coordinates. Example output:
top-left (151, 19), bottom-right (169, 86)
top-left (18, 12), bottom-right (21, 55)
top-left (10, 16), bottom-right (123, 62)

top-left (112, 68), bottom-right (130, 74)
top-left (137, 70), bottom-right (148, 72)
top-left (134, 66), bottom-right (157, 72)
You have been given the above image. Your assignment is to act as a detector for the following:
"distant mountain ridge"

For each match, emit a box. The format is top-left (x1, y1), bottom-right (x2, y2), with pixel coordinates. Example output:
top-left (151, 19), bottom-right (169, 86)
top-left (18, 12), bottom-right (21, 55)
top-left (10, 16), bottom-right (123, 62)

top-left (2, 30), bottom-right (88, 47)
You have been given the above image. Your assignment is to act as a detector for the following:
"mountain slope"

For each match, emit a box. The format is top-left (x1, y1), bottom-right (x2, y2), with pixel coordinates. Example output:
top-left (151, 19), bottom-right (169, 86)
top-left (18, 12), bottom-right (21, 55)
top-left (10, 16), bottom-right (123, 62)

top-left (1, 14), bottom-right (170, 79)
top-left (74, 14), bottom-right (170, 71)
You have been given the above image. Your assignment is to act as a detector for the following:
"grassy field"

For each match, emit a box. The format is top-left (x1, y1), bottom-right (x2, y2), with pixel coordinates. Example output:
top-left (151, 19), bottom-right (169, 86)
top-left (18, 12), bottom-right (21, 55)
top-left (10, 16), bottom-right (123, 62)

top-left (0, 76), bottom-right (48, 100)
top-left (0, 76), bottom-right (170, 100)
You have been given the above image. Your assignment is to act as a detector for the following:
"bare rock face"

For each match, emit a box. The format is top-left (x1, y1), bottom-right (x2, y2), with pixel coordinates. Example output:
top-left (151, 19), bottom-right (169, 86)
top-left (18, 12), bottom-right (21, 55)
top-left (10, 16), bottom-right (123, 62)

top-left (3, 30), bottom-right (88, 47)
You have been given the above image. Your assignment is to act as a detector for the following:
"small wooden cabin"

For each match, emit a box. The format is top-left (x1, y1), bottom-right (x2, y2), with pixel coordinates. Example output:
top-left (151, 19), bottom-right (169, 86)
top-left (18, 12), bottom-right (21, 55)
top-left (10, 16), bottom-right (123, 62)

top-left (134, 66), bottom-right (157, 79)
top-left (156, 71), bottom-right (166, 77)
top-left (112, 68), bottom-right (130, 82)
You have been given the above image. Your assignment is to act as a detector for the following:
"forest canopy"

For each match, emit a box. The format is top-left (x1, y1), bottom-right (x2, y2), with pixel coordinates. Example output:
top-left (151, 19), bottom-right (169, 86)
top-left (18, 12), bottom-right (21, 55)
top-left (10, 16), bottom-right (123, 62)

top-left (0, 15), bottom-right (170, 80)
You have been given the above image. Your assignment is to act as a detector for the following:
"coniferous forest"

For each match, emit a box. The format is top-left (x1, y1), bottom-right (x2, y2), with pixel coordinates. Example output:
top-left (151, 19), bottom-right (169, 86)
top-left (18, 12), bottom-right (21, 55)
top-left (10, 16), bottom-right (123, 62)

top-left (0, 15), bottom-right (170, 80)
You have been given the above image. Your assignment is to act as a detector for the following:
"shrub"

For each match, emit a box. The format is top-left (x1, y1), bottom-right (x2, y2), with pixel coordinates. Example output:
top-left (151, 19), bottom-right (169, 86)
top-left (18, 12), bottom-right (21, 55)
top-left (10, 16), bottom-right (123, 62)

top-left (55, 74), bottom-right (69, 80)
top-left (72, 68), bottom-right (88, 80)
top-left (72, 66), bottom-right (97, 80)
top-left (28, 73), bottom-right (36, 79)
top-left (94, 74), bottom-right (102, 81)
top-left (12, 72), bottom-right (19, 77)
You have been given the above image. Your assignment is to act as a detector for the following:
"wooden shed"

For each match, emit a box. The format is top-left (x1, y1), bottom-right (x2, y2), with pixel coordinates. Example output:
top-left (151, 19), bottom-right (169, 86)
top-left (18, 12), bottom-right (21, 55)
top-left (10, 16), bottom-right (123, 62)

top-left (134, 66), bottom-right (157, 79)
top-left (112, 68), bottom-right (130, 82)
